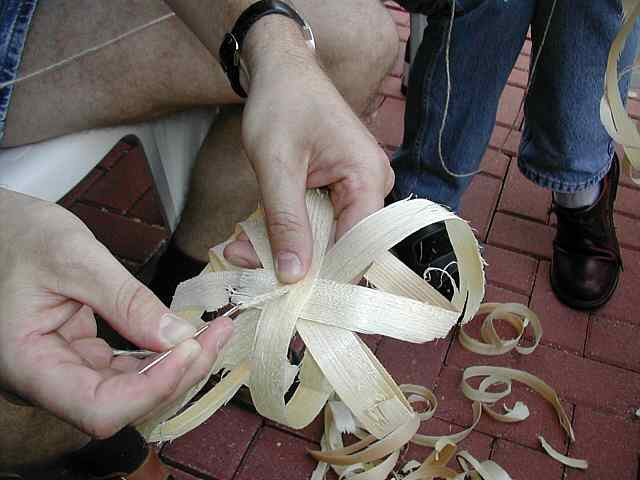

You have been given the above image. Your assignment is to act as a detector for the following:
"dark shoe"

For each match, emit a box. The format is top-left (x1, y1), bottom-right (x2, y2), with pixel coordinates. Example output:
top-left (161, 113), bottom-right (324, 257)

top-left (392, 220), bottom-right (459, 301)
top-left (149, 241), bottom-right (207, 307)
top-left (550, 155), bottom-right (623, 310)
top-left (68, 427), bottom-right (172, 479)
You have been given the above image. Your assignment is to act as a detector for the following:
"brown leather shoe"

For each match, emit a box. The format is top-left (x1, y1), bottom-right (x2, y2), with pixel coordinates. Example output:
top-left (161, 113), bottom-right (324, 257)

top-left (550, 155), bottom-right (623, 310)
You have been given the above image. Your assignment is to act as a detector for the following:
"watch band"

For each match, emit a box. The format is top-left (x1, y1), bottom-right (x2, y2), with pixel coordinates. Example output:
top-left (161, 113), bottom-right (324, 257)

top-left (219, 0), bottom-right (315, 98)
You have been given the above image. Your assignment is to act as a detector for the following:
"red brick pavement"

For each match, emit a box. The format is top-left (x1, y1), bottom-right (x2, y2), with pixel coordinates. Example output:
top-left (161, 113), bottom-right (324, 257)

top-left (61, 5), bottom-right (640, 479)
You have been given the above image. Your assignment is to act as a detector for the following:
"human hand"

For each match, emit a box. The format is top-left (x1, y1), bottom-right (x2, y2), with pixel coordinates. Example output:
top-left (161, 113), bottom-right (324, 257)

top-left (0, 189), bottom-right (233, 438)
top-left (223, 17), bottom-right (394, 283)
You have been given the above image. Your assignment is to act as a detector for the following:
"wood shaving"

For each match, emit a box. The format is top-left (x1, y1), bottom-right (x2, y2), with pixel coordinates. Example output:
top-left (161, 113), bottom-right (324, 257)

top-left (538, 436), bottom-right (588, 470)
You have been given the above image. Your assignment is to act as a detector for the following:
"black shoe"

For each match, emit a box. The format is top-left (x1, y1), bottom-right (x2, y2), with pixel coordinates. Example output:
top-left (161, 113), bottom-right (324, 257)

top-left (550, 155), bottom-right (623, 310)
top-left (148, 241), bottom-right (207, 307)
top-left (391, 219), bottom-right (459, 300)
top-left (68, 427), bottom-right (172, 479)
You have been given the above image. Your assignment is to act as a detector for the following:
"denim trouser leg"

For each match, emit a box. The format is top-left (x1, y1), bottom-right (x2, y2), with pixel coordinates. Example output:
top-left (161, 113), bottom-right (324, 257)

top-left (393, 0), bottom-right (640, 210)
top-left (393, 0), bottom-right (535, 211)
top-left (519, 0), bottom-right (640, 192)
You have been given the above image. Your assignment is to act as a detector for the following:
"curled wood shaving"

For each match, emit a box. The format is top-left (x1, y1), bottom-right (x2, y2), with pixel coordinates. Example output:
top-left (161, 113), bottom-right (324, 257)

top-left (538, 436), bottom-right (588, 470)
top-left (461, 366), bottom-right (575, 442)
top-left (458, 303), bottom-right (542, 356)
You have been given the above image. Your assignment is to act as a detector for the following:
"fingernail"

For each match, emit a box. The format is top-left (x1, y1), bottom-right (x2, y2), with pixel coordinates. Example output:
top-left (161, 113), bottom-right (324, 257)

top-left (160, 313), bottom-right (197, 346)
top-left (276, 252), bottom-right (303, 283)
top-left (227, 255), bottom-right (252, 268)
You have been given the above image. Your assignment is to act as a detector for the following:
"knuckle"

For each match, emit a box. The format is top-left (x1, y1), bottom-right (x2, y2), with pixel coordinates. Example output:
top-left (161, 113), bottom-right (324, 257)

top-left (114, 279), bottom-right (155, 340)
top-left (267, 210), bottom-right (306, 241)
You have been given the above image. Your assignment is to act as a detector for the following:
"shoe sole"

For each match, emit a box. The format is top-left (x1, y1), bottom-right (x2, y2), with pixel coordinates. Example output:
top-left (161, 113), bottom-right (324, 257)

top-left (549, 265), bottom-right (620, 311)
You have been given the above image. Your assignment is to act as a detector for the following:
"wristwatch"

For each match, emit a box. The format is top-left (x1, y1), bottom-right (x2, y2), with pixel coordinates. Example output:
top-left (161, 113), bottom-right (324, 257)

top-left (219, 0), bottom-right (316, 98)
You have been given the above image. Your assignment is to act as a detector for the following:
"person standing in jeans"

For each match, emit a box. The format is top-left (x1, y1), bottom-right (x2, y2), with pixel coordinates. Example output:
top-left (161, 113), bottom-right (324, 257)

top-left (390, 0), bottom-right (639, 309)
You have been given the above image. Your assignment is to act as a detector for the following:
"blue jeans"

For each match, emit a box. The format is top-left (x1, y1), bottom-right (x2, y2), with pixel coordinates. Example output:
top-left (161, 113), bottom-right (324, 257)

top-left (0, 0), bottom-right (38, 142)
top-left (393, 0), bottom-right (640, 211)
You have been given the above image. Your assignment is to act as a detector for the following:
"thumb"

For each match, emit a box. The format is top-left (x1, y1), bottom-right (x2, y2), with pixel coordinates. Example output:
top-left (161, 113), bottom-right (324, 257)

top-left (56, 238), bottom-right (196, 351)
top-left (256, 159), bottom-right (312, 284)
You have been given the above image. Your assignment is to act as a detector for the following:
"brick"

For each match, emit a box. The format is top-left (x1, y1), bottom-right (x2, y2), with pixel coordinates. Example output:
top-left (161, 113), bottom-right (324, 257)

top-left (369, 96), bottom-right (406, 148)
top-left (98, 140), bottom-right (133, 170)
top-left (482, 245), bottom-right (537, 296)
top-left (521, 40), bottom-right (532, 56)
top-left (128, 188), bottom-right (166, 227)
top-left (599, 248), bottom-right (640, 324)
top-left (376, 336), bottom-right (449, 388)
top-left (391, 41), bottom-right (407, 77)
top-left (235, 427), bottom-right (318, 480)
top-left (388, 7), bottom-right (410, 27)
top-left (165, 467), bottom-right (202, 480)
top-left (70, 203), bottom-right (168, 263)
top-left (507, 67), bottom-right (528, 89)
top-left (480, 148), bottom-right (511, 179)
top-left (83, 145), bottom-right (153, 213)
top-left (491, 440), bottom-right (563, 479)
top-left (615, 184), bottom-right (640, 219)
top-left (496, 85), bottom-right (525, 128)
top-left (162, 404), bottom-right (262, 480)
top-left (361, 333), bottom-right (383, 353)
top-left (616, 213), bottom-right (640, 251)
top-left (530, 261), bottom-right (588, 355)
top-left (498, 161), bottom-right (551, 223)
top-left (484, 284), bottom-right (530, 305)
top-left (567, 407), bottom-right (640, 480)
top-left (459, 173), bottom-right (501, 241)
top-left (267, 413), bottom-right (325, 444)
top-left (433, 367), bottom-right (571, 449)
top-left (57, 169), bottom-right (104, 209)
top-left (488, 213), bottom-right (554, 259)
top-left (616, 144), bottom-right (640, 191)
top-left (489, 125), bottom-right (522, 157)
top-left (404, 417), bottom-right (493, 469)
top-left (448, 342), bottom-right (640, 416)
top-left (586, 316), bottom-right (640, 372)
top-left (380, 75), bottom-right (404, 100)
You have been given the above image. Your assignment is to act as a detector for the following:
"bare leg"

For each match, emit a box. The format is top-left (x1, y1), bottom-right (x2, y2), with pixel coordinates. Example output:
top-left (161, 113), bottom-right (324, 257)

top-left (172, 105), bottom-right (259, 257)
top-left (0, 395), bottom-right (89, 470)
top-left (3, 0), bottom-right (397, 146)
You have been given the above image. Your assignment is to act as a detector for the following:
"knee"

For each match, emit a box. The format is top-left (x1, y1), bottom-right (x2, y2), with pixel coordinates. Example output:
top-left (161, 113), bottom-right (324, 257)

top-left (321, 3), bottom-right (399, 111)
top-left (358, 5), bottom-right (400, 81)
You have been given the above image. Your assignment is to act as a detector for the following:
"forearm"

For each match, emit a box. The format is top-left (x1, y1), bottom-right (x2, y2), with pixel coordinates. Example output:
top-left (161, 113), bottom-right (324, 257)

top-left (164, 1), bottom-right (315, 76)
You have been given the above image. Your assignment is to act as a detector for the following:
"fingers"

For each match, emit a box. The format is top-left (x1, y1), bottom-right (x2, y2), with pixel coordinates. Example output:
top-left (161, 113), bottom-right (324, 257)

top-left (28, 317), bottom-right (233, 438)
top-left (89, 316), bottom-right (233, 437)
top-left (58, 305), bottom-right (97, 342)
top-left (331, 168), bottom-right (391, 241)
top-left (253, 154), bottom-right (312, 284)
top-left (223, 239), bottom-right (262, 268)
top-left (71, 337), bottom-right (113, 369)
top-left (54, 236), bottom-right (196, 352)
